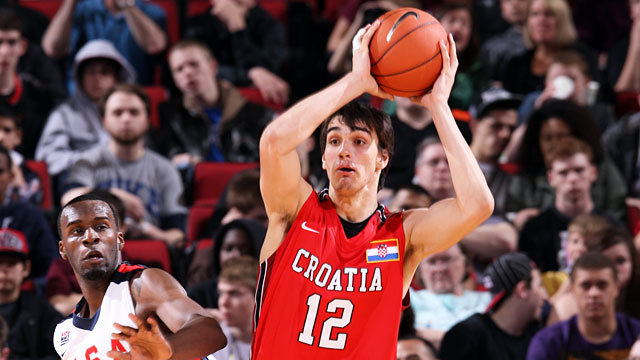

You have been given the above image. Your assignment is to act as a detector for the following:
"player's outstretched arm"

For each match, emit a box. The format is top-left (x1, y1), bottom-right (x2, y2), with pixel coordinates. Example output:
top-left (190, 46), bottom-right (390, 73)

top-left (403, 35), bottom-right (494, 270)
top-left (259, 19), bottom-right (392, 262)
top-left (110, 268), bottom-right (227, 360)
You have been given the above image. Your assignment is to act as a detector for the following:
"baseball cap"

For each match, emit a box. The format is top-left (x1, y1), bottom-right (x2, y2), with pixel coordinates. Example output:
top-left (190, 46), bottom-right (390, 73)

top-left (483, 252), bottom-right (534, 312)
top-left (0, 229), bottom-right (29, 259)
top-left (470, 87), bottom-right (522, 119)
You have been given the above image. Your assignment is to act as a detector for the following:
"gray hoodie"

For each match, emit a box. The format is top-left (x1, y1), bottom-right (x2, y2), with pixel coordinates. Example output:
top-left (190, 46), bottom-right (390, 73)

top-left (35, 40), bottom-right (136, 176)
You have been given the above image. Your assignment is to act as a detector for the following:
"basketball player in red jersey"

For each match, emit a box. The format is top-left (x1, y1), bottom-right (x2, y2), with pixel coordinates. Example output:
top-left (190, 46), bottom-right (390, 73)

top-left (53, 193), bottom-right (227, 359)
top-left (252, 20), bottom-right (494, 359)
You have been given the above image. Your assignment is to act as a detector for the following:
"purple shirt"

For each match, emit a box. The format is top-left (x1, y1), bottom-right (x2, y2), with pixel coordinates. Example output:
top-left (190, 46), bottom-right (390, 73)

top-left (526, 314), bottom-right (640, 360)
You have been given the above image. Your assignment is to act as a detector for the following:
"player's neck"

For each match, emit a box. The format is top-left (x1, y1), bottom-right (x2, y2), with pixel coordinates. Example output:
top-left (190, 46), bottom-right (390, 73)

top-left (77, 279), bottom-right (110, 318)
top-left (329, 186), bottom-right (379, 223)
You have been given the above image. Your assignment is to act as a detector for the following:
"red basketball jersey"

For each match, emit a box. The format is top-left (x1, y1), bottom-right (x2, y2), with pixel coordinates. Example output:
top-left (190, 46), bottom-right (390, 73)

top-left (252, 190), bottom-right (406, 359)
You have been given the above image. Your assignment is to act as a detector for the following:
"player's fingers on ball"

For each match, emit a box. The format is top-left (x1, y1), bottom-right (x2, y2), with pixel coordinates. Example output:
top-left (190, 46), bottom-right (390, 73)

top-left (362, 20), bottom-right (379, 45)
top-left (146, 316), bottom-right (161, 331)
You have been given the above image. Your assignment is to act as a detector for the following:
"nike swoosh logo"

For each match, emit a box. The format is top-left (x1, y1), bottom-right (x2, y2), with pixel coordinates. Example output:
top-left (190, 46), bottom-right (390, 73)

top-left (387, 11), bottom-right (419, 42)
top-left (301, 221), bottom-right (320, 234)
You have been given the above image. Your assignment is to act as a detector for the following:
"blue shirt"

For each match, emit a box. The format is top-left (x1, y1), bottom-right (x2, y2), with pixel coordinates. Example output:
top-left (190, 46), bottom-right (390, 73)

top-left (70, 0), bottom-right (166, 84)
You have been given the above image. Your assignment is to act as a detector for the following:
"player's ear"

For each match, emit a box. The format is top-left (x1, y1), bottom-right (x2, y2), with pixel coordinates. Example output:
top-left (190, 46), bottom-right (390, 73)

top-left (117, 232), bottom-right (125, 251)
top-left (59, 240), bottom-right (68, 260)
top-left (376, 148), bottom-right (389, 170)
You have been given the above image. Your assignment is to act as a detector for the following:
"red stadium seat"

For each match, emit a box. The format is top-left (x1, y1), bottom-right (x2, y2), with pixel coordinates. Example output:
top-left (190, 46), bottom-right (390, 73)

top-left (192, 162), bottom-right (259, 205)
top-left (187, 203), bottom-right (215, 243)
top-left (25, 160), bottom-right (53, 211)
top-left (237, 86), bottom-right (284, 112)
top-left (19, 0), bottom-right (62, 19)
top-left (121, 239), bottom-right (172, 273)
top-left (143, 85), bottom-right (168, 130)
top-left (196, 238), bottom-right (214, 251)
top-left (187, 0), bottom-right (210, 17)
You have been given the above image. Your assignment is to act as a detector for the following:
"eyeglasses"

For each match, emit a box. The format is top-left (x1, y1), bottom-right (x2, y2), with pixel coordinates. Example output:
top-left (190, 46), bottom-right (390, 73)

top-left (424, 255), bottom-right (462, 267)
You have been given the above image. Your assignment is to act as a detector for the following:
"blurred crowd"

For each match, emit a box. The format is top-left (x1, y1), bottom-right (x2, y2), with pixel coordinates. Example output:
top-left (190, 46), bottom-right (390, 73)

top-left (0, 0), bottom-right (639, 358)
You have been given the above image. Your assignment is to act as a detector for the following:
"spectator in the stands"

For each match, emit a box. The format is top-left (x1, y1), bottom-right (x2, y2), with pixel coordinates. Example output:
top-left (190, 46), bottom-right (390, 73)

top-left (0, 231), bottom-right (61, 359)
top-left (410, 243), bottom-right (491, 350)
top-left (0, 146), bottom-right (56, 289)
top-left (0, 10), bottom-right (61, 159)
top-left (41, 0), bottom-right (166, 85)
top-left (526, 252), bottom-right (640, 359)
top-left (156, 40), bottom-right (275, 167)
top-left (439, 252), bottom-right (547, 360)
top-left (506, 100), bottom-right (627, 228)
top-left (61, 84), bottom-right (187, 249)
top-left (186, 0), bottom-right (289, 105)
top-left (499, 0), bottom-right (598, 96)
top-left (437, 2), bottom-right (488, 112)
top-left (480, 0), bottom-right (528, 81)
top-left (0, 106), bottom-right (42, 206)
top-left (36, 40), bottom-right (135, 190)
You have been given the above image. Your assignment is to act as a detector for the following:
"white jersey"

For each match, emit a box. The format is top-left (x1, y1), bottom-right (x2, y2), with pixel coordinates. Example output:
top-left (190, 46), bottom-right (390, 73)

top-left (53, 263), bottom-right (143, 359)
top-left (53, 263), bottom-right (217, 360)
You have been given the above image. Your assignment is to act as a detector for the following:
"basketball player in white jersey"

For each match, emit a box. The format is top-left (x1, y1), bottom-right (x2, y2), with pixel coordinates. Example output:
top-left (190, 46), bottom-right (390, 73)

top-left (53, 193), bottom-right (227, 359)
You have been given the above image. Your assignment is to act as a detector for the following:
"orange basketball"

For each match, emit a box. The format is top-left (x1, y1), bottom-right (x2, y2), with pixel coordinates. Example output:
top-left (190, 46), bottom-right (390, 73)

top-left (369, 8), bottom-right (447, 97)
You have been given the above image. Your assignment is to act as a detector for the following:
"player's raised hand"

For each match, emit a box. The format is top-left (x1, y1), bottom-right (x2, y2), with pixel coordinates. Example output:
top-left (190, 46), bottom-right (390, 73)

top-left (411, 33), bottom-right (459, 109)
top-left (107, 314), bottom-right (173, 360)
top-left (351, 20), bottom-right (394, 101)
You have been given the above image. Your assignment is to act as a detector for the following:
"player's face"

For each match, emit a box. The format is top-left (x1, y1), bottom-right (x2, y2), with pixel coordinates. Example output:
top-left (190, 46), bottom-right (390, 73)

top-left (0, 30), bottom-right (25, 74)
top-left (102, 91), bottom-right (149, 146)
top-left (0, 255), bottom-right (29, 300)
top-left (81, 59), bottom-right (118, 101)
top-left (59, 200), bottom-right (123, 282)
top-left (419, 245), bottom-right (466, 294)
top-left (527, 0), bottom-right (558, 45)
top-left (219, 228), bottom-right (253, 267)
top-left (473, 109), bottom-right (517, 162)
top-left (0, 117), bottom-right (21, 151)
top-left (539, 117), bottom-right (571, 165)
top-left (571, 267), bottom-right (618, 321)
top-left (322, 118), bottom-right (388, 195)
top-left (397, 338), bottom-right (436, 360)
top-left (547, 153), bottom-right (597, 204)
top-left (169, 47), bottom-right (217, 98)
top-left (415, 143), bottom-right (453, 201)
top-left (602, 243), bottom-right (633, 290)
top-left (217, 281), bottom-right (254, 328)
top-left (439, 8), bottom-right (472, 52)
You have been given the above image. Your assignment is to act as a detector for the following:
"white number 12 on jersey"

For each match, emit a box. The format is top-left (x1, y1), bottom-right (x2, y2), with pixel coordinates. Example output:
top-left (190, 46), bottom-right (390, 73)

top-left (298, 294), bottom-right (354, 349)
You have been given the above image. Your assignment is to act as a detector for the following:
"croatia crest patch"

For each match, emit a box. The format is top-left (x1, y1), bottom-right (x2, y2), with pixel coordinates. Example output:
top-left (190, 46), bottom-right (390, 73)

top-left (366, 239), bottom-right (400, 263)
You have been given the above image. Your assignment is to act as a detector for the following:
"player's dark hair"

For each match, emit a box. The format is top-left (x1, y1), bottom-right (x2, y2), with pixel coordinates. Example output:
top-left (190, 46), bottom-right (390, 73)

top-left (570, 252), bottom-right (617, 282)
top-left (0, 8), bottom-right (24, 36)
top-left (98, 83), bottom-right (150, 119)
top-left (319, 101), bottom-right (394, 190)
top-left (58, 193), bottom-right (120, 238)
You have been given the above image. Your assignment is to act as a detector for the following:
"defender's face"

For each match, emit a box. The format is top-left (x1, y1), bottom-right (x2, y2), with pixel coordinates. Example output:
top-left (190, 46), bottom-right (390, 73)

top-left (322, 118), bottom-right (388, 195)
top-left (59, 200), bottom-right (123, 282)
